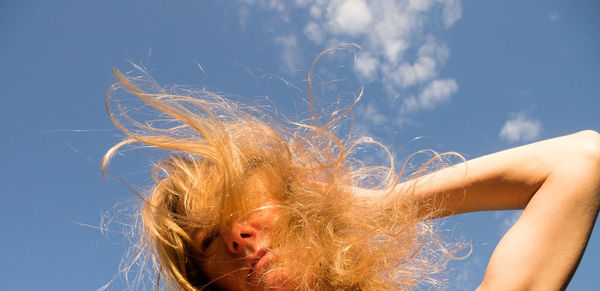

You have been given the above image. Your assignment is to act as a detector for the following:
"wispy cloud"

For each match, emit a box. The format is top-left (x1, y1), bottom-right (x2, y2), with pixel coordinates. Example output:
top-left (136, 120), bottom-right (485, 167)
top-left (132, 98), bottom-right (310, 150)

top-left (547, 10), bottom-right (560, 21)
top-left (358, 103), bottom-right (387, 126)
top-left (240, 0), bottom-right (285, 11)
top-left (442, 0), bottom-right (462, 28)
top-left (402, 79), bottom-right (458, 113)
top-left (238, 6), bottom-right (251, 30)
top-left (274, 34), bottom-right (302, 73)
top-left (237, 0), bottom-right (462, 122)
top-left (499, 113), bottom-right (542, 143)
top-left (302, 0), bottom-right (461, 96)
top-left (501, 211), bottom-right (522, 234)
top-left (493, 210), bottom-right (523, 237)
top-left (385, 37), bottom-right (450, 89)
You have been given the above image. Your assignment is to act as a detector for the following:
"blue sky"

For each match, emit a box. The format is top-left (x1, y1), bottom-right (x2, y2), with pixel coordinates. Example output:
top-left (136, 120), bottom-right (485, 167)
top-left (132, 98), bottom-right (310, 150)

top-left (1, 0), bottom-right (599, 290)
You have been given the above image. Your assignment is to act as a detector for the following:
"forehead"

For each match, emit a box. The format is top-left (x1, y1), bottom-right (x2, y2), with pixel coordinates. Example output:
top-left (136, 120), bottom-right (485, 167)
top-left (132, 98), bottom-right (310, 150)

top-left (196, 165), bottom-right (286, 229)
top-left (243, 166), bottom-right (287, 202)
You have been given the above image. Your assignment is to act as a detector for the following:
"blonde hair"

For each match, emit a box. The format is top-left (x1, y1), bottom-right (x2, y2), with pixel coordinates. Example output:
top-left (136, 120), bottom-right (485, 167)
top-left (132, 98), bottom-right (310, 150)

top-left (103, 56), bottom-right (459, 290)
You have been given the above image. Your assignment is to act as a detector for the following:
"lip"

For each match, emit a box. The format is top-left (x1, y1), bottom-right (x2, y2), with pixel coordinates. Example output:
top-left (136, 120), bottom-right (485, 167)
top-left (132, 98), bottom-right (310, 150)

top-left (248, 249), bottom-right (273, 279)
top-left (253, 250), bottom-right (273, 270)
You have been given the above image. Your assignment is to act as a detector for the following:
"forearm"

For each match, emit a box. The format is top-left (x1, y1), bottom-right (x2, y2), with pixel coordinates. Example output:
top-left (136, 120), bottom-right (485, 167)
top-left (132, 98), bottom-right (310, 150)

top-left (393, 130), bottom-right (600, 217)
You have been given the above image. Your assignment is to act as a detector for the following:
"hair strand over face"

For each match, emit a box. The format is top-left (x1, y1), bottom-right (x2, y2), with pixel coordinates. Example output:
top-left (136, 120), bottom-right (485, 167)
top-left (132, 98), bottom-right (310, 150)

top-left (103, 50), bottom-right (464, 290)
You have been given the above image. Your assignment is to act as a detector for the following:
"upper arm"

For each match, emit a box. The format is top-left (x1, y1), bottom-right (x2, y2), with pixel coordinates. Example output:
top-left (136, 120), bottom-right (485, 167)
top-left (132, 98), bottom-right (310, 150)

top-left (393, 130), bottom-right (600, 290)
top-left (479, 131), bottom-right (600, 290)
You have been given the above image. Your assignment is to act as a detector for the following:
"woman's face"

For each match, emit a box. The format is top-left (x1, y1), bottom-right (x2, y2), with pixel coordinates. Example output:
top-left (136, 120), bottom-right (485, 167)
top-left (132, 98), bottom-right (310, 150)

top-left (196, 206), bottom-right (295, 290)
top-left (194, 171), bottom-right (296, 290)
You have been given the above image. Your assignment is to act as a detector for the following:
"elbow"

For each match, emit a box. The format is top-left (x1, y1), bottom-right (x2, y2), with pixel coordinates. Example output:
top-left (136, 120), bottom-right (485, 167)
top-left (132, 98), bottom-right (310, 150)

top-left (566, 130), bottom-right (600, 202)
top-left (573, 130), bottom-right (600, 166)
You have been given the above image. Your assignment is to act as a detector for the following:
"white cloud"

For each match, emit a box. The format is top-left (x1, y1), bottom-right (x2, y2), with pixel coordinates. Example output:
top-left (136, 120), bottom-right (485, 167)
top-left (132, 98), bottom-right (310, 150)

top-left (401, 78), bottom-right (457, 112)
top-left (238, 0), bottom-right (462, 122)
top-left (548, 10), bottom-right (560, 21)
top-left (238, 6), bottom-right (251, 30)
top-left (408, 0), bottom-right (433, 12)
top-left (362, 103), bottom-right (387, 125)
top-left (241, 0), bottom-right (286, 11)
top-left (499, 113), bottom-right (542, 143)
top-left (326, 0), bottom-right (373, 35)
top-left (395, 56), bottom-right (437, 88)
top-left (441, 0), bottom-right (462, 28)
top-left (309, 5), bottom-right (322, 18)
top-left (419, 78), bottom-right (457, 108)
top-left (275, 34), bottom-right (301, 73)
top-left (353, 52), bottom-right (379, 81)
top-left (387, 36), bottom-right (451, 89)
top-left (304, 22), bottom-right (325, 44)
top-left (295, 0), bottom-right (313, 7)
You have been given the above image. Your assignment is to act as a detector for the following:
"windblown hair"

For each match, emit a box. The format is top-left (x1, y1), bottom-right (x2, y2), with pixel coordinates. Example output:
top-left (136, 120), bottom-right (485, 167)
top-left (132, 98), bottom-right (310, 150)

top-left (103, 55), bottom-right (458, 290)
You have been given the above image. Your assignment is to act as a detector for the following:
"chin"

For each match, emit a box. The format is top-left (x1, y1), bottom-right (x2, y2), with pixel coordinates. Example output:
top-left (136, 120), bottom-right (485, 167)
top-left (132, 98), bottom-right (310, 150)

top-left (254, 270), bottom-right (297, 291)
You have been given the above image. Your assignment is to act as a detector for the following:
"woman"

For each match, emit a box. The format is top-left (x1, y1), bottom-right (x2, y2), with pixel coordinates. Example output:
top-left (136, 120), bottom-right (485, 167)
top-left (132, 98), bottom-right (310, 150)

top-left (103, 67), bottom-right (600, 290)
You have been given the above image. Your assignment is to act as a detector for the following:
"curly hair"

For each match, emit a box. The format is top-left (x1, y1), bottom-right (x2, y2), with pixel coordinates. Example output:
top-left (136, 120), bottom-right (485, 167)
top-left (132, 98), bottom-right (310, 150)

top-left (103, 55), bottom-right (458, 290)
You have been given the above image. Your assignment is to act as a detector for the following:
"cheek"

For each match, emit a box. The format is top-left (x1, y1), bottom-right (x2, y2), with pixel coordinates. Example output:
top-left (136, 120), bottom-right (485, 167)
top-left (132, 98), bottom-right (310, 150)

top-left (202, 243), bottom-right (248, 289)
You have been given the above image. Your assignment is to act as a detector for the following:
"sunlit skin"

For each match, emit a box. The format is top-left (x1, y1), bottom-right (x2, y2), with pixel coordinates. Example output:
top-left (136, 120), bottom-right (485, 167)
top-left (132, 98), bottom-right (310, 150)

top-left (195, 208), bottom-right (281, 290)
top-left (195, 171), bottom-right (297, 290)
top-left (194, 131), bottom-right (600, 290)
top-left (104, 64), bottom-right (600, 290)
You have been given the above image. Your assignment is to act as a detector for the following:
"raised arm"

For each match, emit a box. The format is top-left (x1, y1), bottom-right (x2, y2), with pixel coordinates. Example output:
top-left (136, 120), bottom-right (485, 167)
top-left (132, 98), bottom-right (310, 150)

top-left (395, 130), bottom-right (600, 290)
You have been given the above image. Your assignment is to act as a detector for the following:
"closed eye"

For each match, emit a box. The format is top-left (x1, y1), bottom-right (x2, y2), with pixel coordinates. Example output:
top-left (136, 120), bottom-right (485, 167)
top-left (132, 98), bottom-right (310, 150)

top-left (201, 231), bottom-right (219, 251)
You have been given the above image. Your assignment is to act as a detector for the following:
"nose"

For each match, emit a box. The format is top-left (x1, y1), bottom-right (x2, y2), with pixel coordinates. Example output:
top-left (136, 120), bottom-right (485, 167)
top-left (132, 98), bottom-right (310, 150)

top-left (223, 221), bottom-right (260, 255)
